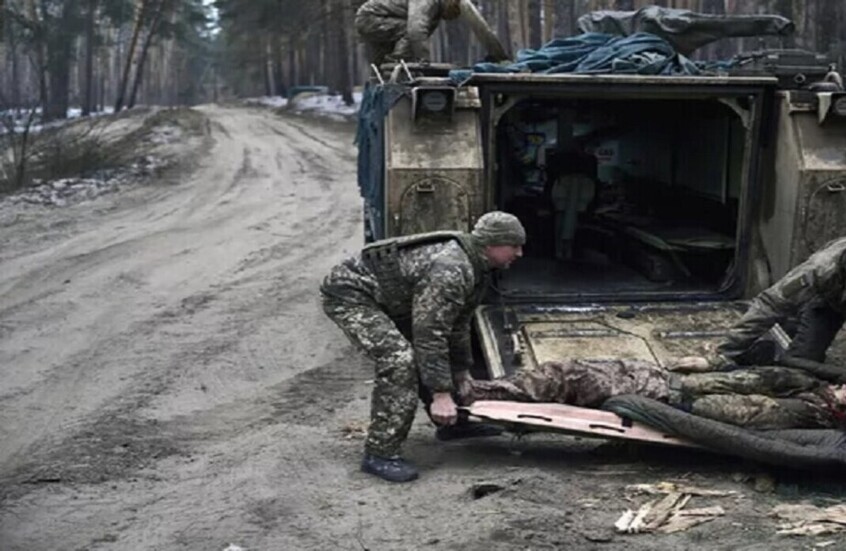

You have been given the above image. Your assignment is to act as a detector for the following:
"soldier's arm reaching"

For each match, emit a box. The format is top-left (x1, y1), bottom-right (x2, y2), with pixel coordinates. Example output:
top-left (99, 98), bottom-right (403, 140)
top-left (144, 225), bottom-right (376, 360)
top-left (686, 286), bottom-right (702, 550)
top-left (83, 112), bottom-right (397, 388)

top-left (718, 285), bottom-right (798, 361)
top-left (412, 260), bottom-right (474, 393)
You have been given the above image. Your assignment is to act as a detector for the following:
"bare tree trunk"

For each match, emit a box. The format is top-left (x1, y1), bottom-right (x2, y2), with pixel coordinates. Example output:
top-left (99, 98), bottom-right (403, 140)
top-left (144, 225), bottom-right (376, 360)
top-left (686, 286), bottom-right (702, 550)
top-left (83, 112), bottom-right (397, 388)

top-left (543, 0), bottom-right (555, 44)
top-left (529, 0), bottom-right (542, 48)
top-left (44, 0), bottom-right (79, 121)
top-left (439, 23), bottom-right (446, 61)
top-left (128, 0), bottom-right (167, 109)
top-left (551, 0), bottom-right (567, 37)
top-left (496, 1), bottom-right (511, 56)
top-left (272, 33), bottom-right (285, 97)
top-left (25, 0), bottom-right (49, 111)
top-left (351, 20), bottom-right (361, 85)
top-left (569, 0), bottom-right (577, 35)
top-left (115, 0), bottom-right (149, 112)
top-left (507, 1), bottom-right (526, 56)
top-left (839, 0), bottom-right (846, 72)
top-left (335, 0), bottom-right (354, 105)
top-left (83, 0), bottom-right (97, 116)
top-left (298, 41), bottom-right (307, 85)
top-left (288, 37), bottom-right (297, 89)
top-left (264, 39), bottom-right (275, 96)
top-left (818, 0), bottom-right (837, 58)
top-left (5, 11), bottom-right (22, 109)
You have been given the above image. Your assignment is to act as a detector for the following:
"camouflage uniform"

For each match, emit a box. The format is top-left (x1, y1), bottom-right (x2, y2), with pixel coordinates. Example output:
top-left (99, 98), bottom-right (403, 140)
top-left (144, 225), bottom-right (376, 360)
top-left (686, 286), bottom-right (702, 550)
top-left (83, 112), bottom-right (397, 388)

top-left (468, 359), bottom-right (670, 407)
top-left (355, 0), bottom-right (461, 65)
top-left (469, 362), bottom-right (844, 430)
top-left (323, 211), bottom-right (527, 461)
top-left (718, 237), bottom-right (846, 364)
top-left (676, 367), bottom-right (841, 429)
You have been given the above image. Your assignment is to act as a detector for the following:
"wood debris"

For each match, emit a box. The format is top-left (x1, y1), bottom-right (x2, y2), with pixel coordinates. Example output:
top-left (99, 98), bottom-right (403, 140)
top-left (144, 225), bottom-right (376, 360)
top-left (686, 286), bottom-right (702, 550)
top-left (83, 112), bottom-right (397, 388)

top-left (626, 481), bottom-right (738, 497)
top-left (658, 506), bottom-right (726, 534)
top-left (340, 421), bottom-right (368, 439)
top-left (616, 482), bottom-right (730, 534)
top-left (771, 503), bottom-right (846, 537)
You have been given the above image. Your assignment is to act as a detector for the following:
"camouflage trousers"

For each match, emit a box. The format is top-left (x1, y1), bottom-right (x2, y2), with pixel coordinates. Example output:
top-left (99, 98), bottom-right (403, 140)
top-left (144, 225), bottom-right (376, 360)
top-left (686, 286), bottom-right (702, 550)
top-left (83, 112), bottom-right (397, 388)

top-left (355, 13), bottom-right (416, 65)
top-left (676, 366), bottom-right (835, 429)
top-left (322, 294), bottom-right (420, 458)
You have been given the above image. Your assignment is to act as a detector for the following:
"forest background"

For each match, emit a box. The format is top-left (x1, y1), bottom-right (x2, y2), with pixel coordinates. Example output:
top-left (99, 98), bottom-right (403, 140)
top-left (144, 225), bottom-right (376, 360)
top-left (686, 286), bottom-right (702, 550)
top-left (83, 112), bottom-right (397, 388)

top-left (0, 0), bottom-right (844, 120)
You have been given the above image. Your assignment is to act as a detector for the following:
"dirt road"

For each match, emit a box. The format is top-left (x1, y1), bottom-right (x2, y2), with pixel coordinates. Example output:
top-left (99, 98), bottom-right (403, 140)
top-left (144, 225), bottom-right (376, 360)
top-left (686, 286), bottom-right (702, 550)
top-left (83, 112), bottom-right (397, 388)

top-left (0, 105), bottom-right (842, 550)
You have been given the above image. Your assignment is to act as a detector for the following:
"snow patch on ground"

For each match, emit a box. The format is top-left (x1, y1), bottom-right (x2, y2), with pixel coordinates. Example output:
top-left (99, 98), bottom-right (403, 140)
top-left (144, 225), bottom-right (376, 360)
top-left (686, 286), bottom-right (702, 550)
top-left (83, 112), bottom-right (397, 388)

top-left (292, 92), bottom-right (362, 119)
top-left (0, 156), bottom-right (165, 209)
top-left (242, 91), bottom-right (362, 121)
top-left (147, 124), bottom-right (183, 145)
top-left (243, 96), bottom-right (289, 109)
top-left (0, 106), bottom-right (116, 135)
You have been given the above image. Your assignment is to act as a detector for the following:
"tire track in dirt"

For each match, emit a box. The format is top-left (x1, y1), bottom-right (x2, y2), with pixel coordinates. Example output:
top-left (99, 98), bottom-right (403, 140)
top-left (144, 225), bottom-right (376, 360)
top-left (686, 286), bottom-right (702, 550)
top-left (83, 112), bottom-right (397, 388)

top-left (0, 106), bottom-right (360, 486)
top-left (0, 105), bottom-right (373, 551)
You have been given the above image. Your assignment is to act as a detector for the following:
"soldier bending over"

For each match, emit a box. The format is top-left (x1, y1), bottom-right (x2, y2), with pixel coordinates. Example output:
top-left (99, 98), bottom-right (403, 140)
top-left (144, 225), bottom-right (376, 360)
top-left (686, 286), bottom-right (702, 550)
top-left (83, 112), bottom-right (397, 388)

top-left (355, 0), bottom-right (462, 65)
top-left (715, 237), bottom-right (846, 367)
top-left (320, 212), bottom-right (526, 482)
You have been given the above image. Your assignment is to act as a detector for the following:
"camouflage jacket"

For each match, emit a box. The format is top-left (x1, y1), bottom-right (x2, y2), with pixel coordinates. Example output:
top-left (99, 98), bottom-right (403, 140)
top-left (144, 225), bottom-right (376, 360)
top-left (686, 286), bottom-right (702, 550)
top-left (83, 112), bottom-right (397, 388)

top-left (469, 359), bottom-right (670, 407)
top-left (719, 236), bottom-right (846, 359)
top-left (320, 234), bottom-right (490, 392)
top-left (355, 0), bottom-right (448, 59)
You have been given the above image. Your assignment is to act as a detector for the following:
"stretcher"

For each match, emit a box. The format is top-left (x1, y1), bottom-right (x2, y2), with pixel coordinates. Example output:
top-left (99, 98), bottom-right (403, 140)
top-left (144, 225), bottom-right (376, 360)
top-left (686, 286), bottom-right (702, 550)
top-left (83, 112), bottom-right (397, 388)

top-left (461, 400), bottom-right (699, 448)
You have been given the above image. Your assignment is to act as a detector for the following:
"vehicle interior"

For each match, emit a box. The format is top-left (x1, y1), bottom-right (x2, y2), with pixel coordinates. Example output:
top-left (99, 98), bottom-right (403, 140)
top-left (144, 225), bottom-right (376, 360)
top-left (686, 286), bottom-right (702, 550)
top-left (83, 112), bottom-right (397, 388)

top-left (492, 97), bottom-right (748, 299)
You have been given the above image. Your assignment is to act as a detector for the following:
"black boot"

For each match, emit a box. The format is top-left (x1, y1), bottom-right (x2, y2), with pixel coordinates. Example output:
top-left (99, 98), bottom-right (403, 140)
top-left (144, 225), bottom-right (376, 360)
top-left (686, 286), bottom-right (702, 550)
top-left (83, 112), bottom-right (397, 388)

top-left (360, 454), bottom-right (419, 483)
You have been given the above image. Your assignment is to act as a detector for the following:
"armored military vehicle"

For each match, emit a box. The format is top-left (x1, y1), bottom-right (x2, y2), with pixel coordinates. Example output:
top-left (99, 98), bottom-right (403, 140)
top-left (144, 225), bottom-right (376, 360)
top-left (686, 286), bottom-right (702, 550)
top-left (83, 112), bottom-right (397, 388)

top-left (356, 12), bottom-right (846, 382)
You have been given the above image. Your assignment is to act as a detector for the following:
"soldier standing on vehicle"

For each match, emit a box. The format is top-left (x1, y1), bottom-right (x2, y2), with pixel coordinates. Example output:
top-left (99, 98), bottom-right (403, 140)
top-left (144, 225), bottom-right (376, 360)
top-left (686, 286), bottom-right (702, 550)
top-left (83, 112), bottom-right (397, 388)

top-left (320, 212), bottom-right (526, 482)
top-left (355, 0), bottom-right (463, 66)
top-left (715, 237), bottom-right (846, 366)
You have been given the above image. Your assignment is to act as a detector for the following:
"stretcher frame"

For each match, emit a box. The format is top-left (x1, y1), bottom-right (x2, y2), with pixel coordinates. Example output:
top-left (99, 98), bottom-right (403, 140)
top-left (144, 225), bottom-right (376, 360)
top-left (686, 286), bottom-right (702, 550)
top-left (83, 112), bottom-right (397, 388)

top-left (462, 401), bottom-right (700, 448)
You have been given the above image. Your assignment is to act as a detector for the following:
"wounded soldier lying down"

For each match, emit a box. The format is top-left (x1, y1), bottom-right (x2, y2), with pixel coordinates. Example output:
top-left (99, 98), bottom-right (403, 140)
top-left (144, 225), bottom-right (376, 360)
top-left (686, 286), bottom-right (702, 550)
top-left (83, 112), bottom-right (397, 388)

top-left (463, 359), bottom-right (846, 430)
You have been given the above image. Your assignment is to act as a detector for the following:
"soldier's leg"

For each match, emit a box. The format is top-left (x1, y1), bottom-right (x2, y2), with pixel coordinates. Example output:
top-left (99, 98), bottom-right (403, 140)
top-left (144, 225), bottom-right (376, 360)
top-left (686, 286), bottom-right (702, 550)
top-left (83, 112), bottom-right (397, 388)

top-left (389, 37), bottom-right (415, 62)
top-left (690, 394), bottom-right (832, 429)
top-left (679, 366), bottom-right (821, 398)
top-left (786, 298), bottom-right (845, 362)
top-left (323, 300), bottom-right (418, 458)
top-left (355, 13), bottom-right (407, 65)
top-left (366, 42), bottom-right (396, 67)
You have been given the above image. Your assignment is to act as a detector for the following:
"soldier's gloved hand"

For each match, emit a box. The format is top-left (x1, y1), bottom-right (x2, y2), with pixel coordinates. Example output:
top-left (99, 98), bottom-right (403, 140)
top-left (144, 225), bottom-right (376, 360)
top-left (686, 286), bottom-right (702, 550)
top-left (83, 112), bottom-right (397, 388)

top-left (431, 392), bottom-right (458, 425)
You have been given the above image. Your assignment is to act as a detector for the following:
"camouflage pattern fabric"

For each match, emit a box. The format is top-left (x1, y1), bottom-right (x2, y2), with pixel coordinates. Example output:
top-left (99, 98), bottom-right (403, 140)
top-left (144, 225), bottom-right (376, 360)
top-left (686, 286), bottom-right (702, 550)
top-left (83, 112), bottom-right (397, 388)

top-left (322, 296), bottom-right (419, 457)
top-left (355, 0), bottom-right (454, 63)
top-left (468, 359), bottom-right (670, 407)
top-left (468, 362), bottom-right (842, 430)
top-left (678, 366), bottom-right (839, 429)
top-left (718, 237), bottom-right (846, 363)
top-left (321, 236), bottom-right (489, 457)
top-left (687, 394), bottom-right (835, 430)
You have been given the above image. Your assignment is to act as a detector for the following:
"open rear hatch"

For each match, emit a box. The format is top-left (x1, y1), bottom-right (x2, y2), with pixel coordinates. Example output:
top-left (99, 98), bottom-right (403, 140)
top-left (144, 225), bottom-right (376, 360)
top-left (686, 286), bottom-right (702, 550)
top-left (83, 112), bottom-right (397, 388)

top-left (474, 74), bottom-right (777, 302)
